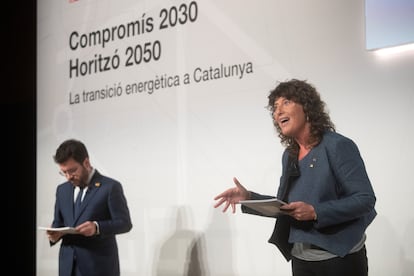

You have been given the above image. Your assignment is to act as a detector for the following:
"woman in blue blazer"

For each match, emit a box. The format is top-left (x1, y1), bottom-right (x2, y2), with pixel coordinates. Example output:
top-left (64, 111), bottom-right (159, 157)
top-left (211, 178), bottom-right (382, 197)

top-left (214, 79), bottom-right (376, 276)
top-left (46, 139), bottom-right (133, 276)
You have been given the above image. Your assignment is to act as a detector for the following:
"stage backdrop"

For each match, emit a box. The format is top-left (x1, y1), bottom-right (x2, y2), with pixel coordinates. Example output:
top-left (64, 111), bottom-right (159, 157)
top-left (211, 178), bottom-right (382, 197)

top-left (37, 1), bottom-right (414, 275)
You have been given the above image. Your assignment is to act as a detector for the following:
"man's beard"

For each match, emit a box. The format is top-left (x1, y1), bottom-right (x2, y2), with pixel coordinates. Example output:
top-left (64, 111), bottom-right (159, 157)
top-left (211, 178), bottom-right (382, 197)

top-left (70, 172), bottom-right (88, 188)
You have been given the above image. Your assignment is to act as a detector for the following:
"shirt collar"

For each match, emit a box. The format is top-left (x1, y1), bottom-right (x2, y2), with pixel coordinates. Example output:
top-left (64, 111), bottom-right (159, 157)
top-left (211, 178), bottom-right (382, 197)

top-left (87, 167), bottom-right (96, 185)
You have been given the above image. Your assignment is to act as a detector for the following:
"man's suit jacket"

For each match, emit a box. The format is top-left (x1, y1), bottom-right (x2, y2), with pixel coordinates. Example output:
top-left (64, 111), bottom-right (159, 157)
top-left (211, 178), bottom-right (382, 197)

top-left (51, 170), bottom-right (132, 276)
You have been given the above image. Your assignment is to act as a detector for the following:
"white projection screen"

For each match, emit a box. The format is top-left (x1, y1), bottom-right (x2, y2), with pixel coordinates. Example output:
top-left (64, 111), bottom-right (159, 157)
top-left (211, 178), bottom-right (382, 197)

top-left (37, 1), bottom-right (414, 275)
top-left (365, 0), bottom-right (414, 50)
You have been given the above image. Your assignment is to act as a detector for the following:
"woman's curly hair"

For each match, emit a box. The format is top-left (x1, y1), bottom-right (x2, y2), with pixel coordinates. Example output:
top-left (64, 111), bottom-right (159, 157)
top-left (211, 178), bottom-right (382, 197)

top-left (267, 79), bottom-right (335, 155)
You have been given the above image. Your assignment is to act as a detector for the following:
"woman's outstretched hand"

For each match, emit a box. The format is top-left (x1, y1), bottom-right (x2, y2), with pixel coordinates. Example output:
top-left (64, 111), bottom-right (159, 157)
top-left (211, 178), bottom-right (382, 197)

top-left (214, 177), bottom-right (250, 213)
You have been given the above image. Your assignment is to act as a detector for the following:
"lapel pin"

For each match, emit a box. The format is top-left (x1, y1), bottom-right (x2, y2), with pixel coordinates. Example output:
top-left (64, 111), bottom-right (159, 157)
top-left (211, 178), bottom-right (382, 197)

top-left (95, 182), bottom-right (101, 187)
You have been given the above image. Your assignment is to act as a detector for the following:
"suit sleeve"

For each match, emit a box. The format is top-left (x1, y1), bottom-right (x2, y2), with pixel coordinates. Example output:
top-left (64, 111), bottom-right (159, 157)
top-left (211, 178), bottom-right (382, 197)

top-left (98, 181), bottom-right (132, 235)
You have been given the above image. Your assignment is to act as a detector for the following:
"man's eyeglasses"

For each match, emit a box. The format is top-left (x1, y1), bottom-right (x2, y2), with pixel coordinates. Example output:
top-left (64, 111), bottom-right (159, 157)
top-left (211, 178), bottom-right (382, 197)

top-left (59, 167), bottom-right (79, 177)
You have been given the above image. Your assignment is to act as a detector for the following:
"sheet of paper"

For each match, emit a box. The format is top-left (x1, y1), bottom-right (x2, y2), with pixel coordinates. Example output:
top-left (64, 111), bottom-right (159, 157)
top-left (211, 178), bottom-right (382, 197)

top-left (239, 198), bottom-right (287, 217)
top-left (38, 226), bottom-right (79, 234)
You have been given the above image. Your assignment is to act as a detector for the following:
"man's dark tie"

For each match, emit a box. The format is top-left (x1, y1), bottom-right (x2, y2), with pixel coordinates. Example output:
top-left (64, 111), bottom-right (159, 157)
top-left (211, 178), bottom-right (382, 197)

top-left (74, 187), bottom-right (84, 217)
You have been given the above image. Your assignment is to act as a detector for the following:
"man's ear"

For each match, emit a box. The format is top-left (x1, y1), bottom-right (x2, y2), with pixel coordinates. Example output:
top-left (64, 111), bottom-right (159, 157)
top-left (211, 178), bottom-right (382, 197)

top-left (83, 157), bottom-right (91, 169)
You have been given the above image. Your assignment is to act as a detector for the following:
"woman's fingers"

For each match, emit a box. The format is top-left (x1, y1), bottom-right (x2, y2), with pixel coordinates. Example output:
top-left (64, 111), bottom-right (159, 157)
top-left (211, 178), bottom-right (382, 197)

top-left (213, 197), bottom-right (226, 208)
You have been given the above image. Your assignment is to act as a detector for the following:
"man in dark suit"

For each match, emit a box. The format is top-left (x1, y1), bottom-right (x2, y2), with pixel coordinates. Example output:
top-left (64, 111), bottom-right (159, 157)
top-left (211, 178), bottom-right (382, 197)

top-left (46, 139), bottom-right (133, 276)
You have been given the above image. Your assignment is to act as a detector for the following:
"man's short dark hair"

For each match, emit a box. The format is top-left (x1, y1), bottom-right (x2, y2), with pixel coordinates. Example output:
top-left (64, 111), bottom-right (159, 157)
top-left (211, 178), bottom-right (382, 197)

top-left (53, 139), bottom-right (89, 164)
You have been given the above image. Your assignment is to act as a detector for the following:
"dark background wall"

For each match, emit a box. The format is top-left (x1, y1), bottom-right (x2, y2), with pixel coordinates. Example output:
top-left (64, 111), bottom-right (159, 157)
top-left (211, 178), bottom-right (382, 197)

top-left (4, 1), bottom-right (36, 274)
